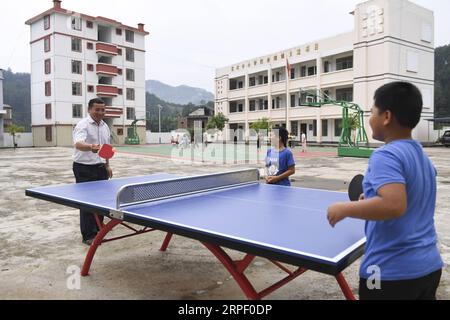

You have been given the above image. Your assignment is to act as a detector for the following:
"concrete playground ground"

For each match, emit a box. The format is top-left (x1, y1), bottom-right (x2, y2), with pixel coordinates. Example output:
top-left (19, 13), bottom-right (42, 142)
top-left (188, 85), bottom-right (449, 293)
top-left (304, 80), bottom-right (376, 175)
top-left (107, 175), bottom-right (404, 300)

top-left (0, 144), bottom-right (449, 300)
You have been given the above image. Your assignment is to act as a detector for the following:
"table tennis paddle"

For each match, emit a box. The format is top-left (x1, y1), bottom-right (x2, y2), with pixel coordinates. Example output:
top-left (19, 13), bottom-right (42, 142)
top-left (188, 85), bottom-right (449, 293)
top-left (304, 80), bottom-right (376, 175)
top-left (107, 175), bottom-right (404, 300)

top-left (348, 174), bottom-right (364, 202)
top-left (98, 144), bottom-right (116, 160)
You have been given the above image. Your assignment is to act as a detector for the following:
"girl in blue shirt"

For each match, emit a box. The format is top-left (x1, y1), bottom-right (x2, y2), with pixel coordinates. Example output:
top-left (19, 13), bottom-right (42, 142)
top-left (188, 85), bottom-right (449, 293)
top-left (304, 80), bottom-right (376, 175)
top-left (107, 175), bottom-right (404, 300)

top-left (265, 127), bottom-right (295, 186)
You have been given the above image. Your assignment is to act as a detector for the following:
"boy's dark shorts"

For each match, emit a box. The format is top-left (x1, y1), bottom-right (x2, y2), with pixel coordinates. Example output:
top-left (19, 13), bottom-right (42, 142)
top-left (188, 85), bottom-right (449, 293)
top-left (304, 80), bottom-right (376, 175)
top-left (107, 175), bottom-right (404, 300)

top-left (359, 269), bottom-right (442, 300)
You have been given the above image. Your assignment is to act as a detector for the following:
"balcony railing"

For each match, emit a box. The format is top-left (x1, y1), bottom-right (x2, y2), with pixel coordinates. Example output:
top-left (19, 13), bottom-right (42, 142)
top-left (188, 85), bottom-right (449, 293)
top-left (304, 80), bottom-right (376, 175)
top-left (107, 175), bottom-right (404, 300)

top-left (97, 85), bottom-right (119, 97)
top-left (96, 42), bottom-right (118, 56)
top-left (96, 64), bottom-right (119, 77)
top-left (104, 106), bottom-right (123, 119)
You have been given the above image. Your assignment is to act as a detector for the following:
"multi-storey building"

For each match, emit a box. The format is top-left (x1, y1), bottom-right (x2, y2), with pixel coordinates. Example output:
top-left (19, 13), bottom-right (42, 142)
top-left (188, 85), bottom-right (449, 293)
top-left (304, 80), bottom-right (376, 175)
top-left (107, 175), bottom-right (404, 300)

top-left (26, 0), bottom-right (148, 147)
top-left (215, 0), bottom-right (436, 144)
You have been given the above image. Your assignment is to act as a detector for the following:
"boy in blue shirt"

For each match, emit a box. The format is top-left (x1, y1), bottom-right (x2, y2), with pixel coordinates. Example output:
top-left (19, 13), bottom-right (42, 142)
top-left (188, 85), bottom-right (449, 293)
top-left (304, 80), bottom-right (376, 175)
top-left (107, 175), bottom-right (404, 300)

top-left (265, 127), bottom-right (296, 186)
top-left (327, 82), bottom-right (443, 300)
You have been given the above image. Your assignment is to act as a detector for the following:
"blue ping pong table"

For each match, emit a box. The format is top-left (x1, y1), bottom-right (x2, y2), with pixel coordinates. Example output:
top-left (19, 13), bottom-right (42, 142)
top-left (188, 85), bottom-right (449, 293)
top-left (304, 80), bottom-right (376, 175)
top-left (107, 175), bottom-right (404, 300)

top-left (25, 169), bottom-right (366, 300)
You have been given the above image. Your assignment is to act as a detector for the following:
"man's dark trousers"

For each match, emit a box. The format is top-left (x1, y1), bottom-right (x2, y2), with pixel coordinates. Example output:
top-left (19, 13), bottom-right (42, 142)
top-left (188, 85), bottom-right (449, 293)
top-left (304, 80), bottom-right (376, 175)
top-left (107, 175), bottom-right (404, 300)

top-left (73, 162), bottom-right (109, 241)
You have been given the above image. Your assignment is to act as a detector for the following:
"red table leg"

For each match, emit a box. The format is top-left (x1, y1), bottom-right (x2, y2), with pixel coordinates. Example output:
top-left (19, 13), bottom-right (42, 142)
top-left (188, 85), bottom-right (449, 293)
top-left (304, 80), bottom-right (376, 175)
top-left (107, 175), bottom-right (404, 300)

top-left (335, 273), bottom-right (356, 300)
top-left (81, 219), bottom-right (121, 276)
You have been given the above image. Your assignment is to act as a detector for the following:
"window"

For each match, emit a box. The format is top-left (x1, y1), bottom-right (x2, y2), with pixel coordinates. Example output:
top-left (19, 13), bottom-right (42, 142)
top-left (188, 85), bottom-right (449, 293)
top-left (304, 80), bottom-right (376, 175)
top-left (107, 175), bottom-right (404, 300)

top-left (71, 38), bottom-right (82, 52)
top-left (300, 66), bottom-right (306, 77)
top-left (71, 16), bottom-right (82, 31)
top-left (126, 88), bottom-right (135, 100)
top-left (322, 120), bottom-right (328, 136)
top-left (45, 104), bottom-right (52, 119)
top-left (72, 82), bottom-right (82, 96)
top-left (126, 107), bottom-right (135, 120)
top-left (44, 36), bottom-right (51, 52)
top-left (87, 42), bottom-right (93, 50)
top-left (263, 76), bottom-right (268, 84)
top-left (117, 128), bottom-right (124, 136)
top-left (336, 88), bottom-right (353, 102)
top-left (407, 51), bottom-right (419, 73)
top-left (72, 60), bottom-right (82, 74)
top-left (249, 101), bottom-right (256, 112)
top-left (335, 119), bottom-right (342, 137)
top-left (44, 59), bottom-right (51, 74)
top-left (421, 23), bottom-right (432, 43)
top-left (125, 30), bottom-right (134, 43)
top-left (126, 48), bottom-right (135, 62)
top-left (229, 79), bottom-right (237, 90)
top-left (126, 69), bottom-right (135, 81)
top-left (87, 85), bottom-right (94, 93)
top-left (44, 15), bottom-right (50, 30)
top-left (258, 75), bottom-right (263, 85)
top-left (86, 21), bottom-right (93, 29)
top-left (45, 126), bottom-right (52, 142)
top-left (307, 66), bottom-right (317, 76)
top-left (324, 61), bottom-right (330, 73)
top-left (45, 81), bottom-right (51, 96)
top-left (249, 77), bottom-right (255, 87)
top-left (313, 120), bottom-right (317, 137)
top-left (291, 95), bottom-right (296, 108)
top-left (87, 64), bottom-right (94, 71)
top-left (336, 56), bottom-right (353, 70)
top-left (72, 104), bottom-right (83, 118)
top-left (290, 68), bottom-right (295, 79)
top-left (116, 28), bottom-right (122, 36)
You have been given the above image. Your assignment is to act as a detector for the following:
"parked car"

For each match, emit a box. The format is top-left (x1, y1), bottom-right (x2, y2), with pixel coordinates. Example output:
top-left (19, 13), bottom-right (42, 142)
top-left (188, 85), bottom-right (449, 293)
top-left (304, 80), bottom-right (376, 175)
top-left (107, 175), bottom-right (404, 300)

top-left (441, 130), bottom-right (450, 147)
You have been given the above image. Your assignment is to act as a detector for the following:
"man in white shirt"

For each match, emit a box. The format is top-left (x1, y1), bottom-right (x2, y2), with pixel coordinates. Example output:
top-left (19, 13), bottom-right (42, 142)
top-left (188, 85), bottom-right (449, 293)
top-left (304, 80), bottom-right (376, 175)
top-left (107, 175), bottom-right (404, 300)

top-left (72, 98), bottom-right (113, 245)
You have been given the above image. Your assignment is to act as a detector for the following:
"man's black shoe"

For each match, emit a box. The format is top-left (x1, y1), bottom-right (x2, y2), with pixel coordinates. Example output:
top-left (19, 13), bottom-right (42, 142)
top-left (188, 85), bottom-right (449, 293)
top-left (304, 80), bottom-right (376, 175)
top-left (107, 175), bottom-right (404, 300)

top-left (82, 238), bottom-right (94, 246)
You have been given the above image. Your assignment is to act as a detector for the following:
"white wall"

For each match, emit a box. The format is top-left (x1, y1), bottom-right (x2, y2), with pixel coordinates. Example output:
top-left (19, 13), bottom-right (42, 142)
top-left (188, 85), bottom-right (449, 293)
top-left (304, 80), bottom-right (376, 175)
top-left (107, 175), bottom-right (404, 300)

top-left (2, 133), bottom-right (34, 148)
top-left (146, 131), bottom-right (172, 144)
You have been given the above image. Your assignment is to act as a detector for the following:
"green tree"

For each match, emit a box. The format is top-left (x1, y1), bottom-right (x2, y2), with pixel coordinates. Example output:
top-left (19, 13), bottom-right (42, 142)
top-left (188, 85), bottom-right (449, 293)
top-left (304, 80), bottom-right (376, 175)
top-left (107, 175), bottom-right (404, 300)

top-left (6, 123), bottom-right (25, 149)
top-left (435, 44), bottom-right (450, 118)
top-left (250, 117), bottom-right (272, 132)
top-left (347, 113), bottom-right (361, 145)
top-left (206, 113), bottom-right (229, 131)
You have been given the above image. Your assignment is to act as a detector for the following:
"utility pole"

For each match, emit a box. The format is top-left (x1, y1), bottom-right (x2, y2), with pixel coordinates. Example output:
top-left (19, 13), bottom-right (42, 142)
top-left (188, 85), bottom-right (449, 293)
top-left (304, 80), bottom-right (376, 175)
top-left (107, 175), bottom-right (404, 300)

top-left (158, 105), bottom-right (163, 133)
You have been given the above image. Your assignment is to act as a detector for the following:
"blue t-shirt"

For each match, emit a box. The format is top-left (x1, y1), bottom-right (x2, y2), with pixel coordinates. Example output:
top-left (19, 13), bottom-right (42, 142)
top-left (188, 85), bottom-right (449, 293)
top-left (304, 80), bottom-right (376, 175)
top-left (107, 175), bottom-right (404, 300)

top-left (360, 140), bottom-right (443, 281)
top-left (265, 148), bottom-right (295, 186)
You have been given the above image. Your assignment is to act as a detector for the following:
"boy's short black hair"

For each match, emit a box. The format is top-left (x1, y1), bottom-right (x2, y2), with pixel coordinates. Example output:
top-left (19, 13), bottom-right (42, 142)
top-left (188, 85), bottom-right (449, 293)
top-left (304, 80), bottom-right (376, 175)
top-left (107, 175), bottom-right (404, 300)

top-left (273, 126), bottom-right (289, 147)
top-left (373, 82), bottom-right (423, 129)
top-left (88, 98), bottom-right (105, 110)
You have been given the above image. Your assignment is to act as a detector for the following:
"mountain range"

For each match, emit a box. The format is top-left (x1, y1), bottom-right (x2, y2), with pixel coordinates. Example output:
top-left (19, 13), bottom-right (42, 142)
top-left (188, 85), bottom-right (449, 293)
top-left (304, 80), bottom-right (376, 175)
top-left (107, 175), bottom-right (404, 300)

top-left (146, 80), bottom-right (214, 105)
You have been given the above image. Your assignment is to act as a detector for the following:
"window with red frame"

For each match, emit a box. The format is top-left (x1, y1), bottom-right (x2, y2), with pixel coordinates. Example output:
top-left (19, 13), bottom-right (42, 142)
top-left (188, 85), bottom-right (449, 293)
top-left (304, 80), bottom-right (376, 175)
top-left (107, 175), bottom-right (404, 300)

top-left (45, 81), bottom-right (51, 96)
top-left (44, 37), bottom-right (51, 52)
top-left (44, 15), bottom-right (50, 30)
top-left (44, 59), bottom-right (51, 74)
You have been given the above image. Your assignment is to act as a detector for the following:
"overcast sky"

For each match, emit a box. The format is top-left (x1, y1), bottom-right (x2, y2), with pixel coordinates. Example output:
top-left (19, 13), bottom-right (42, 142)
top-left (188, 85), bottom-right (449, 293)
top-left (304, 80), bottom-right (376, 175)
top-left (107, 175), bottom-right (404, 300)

top-left (1, 0), bottom-right (449, 92)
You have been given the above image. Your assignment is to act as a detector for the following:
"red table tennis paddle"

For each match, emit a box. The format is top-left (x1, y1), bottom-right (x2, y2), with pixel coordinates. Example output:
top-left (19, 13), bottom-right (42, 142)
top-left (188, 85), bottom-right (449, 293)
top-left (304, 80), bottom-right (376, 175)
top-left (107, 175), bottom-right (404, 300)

top-left (348, 174), bottom-right (364, 202)
top-left (98, 144), bottom-right (116, 160)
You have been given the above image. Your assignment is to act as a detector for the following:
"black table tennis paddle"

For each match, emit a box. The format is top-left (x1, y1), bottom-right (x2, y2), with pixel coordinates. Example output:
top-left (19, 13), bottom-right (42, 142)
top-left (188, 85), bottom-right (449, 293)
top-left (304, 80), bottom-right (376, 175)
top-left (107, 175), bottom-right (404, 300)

top-left (348, 174), bottom-right (364, 202)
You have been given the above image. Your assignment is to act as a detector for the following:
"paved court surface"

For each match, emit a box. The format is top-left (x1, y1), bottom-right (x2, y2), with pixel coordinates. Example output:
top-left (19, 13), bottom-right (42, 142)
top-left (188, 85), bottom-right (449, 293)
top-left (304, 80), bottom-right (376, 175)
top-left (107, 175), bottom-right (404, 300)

top-left (0, 145), bottom-right (449, 300)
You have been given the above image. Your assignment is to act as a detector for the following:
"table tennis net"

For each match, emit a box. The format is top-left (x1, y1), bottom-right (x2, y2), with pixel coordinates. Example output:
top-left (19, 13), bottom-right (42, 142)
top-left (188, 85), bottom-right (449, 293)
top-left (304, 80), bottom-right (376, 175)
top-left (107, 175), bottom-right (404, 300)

top-left (116, 169), bottom-right (259, 209)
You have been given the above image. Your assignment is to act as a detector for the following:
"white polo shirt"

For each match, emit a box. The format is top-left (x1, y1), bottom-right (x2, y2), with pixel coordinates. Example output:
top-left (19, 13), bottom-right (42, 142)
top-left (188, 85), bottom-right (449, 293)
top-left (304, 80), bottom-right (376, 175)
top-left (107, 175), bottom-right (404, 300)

top-left (73, 115), bottom-right (111, 165)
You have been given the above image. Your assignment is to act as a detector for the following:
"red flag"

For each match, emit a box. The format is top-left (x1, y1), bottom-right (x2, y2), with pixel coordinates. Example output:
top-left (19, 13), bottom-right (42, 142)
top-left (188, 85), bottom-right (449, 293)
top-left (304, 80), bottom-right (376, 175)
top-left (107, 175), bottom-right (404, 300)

top-left (286, 59), bottom-right (292, 77)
